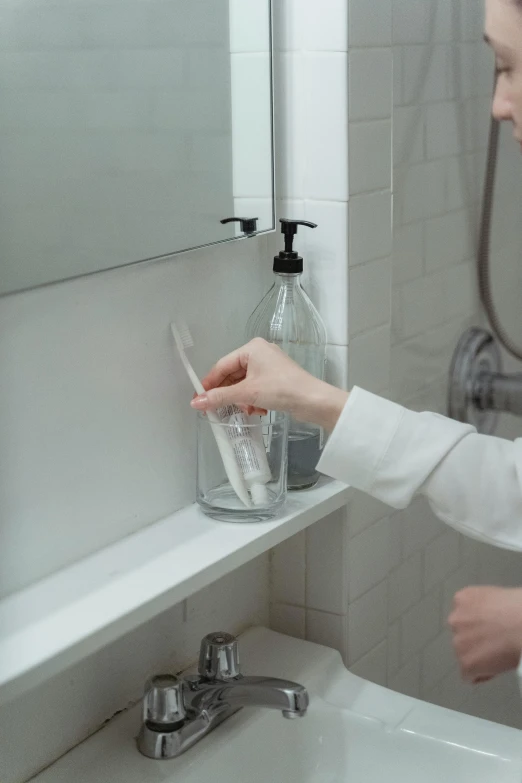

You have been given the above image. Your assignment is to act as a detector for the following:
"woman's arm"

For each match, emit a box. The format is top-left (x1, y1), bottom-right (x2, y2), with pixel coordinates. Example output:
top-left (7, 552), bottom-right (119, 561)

top-left (193, 339), bottom-right (522, 551)
top-left (318, 386), bottom-right (522, 552)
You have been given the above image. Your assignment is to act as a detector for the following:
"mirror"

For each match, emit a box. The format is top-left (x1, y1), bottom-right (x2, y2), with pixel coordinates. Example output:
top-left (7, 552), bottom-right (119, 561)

top-left (0, 0), bottom-right (274, 295)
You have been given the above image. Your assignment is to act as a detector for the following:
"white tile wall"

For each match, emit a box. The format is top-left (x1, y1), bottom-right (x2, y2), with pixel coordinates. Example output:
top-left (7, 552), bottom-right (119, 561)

top-left (400, 589), bottom-right (441, 663)
top-left (400, 45), bottom-right (449, 105)
top-left (304, 200), bottom-right (349, 345)
top-left (349, 191), bottom-right (393, 266)
top-left (270, 603), bottom-right (306, 639)
top-left (347, 517), bottom-right (394, 601)
top-left (392, 1), bottom-right (432, 45)
top-left (350, 640), bottom-right (388, 687)
top-left (426, 101), bottom-right (462, 159)
top-left (392, 222), bottom-right (424, 283)
top-left (424, 210), bottom-right (474, 271)
top-left (306, 610), bottom-right (347, 652)
top-left (270, 531), bottom-right (306, 606)
top-left (349, 119), bottom-right (393, 195)
top-left (421, 629), bottom-right (455, 695)
top-left (426, 666), bottom-right (474, 712)
top-left (388, 552), bottom-right (422, 623)
top-left (387, 621), bottom-right (401, 679)
top-left (401, 498), bottom-right (445, 558)
top-left (397, 159), bottom-right (447, 224)
top-left (348, 324), bottom-right (391, 393)
top-left (394, 105), bottom-right (425, 168)
top-left (441, 561), bottom-right (478, 618)
top-left (347, 580), bottom-right (388, 664)
top-left (390, 317), bottom-right (475, 402)
top-left (347, 491), bottom-right (393, 538)
top-left (349, 258), bottom-right (392, 336)
top-left (302, 53), bottom-right (349, 201)
top-left (348, 48), bottom-right (393, 121)
top-left (349, 0), bottom-right (392, 48)
top-left (300, 0), bottom-right (349, 52)
top-left (229, 0), bottom-right (270, 53)
top-left (389, 656), bottom-right (421, 698)
top-left (306, 509), bottom-right (348, 614)
top-left (423, 530), bottom-right (461, 592)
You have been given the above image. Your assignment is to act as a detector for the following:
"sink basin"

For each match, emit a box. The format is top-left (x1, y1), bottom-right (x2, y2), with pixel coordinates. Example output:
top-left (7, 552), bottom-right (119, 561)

top-left (197, 706), bottom-right (520, 783)
top-left (33, 628), bottom-right (522, 783)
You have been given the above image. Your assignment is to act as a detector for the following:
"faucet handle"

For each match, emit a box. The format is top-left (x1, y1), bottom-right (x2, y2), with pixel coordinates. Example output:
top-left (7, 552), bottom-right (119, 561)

top-left (143, 674), bottom-right (186, 728)
top-left (199, 632), bottom-right (241, 681)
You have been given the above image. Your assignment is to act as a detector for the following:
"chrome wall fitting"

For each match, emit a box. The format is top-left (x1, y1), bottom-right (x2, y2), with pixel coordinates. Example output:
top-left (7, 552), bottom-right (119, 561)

top-left (448, 327), bottom-right (522, 433)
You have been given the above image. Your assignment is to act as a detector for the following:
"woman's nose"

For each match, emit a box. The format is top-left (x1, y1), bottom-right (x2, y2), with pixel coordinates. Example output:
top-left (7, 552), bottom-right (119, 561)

top-left (492, 80), bottom-right (513, 122)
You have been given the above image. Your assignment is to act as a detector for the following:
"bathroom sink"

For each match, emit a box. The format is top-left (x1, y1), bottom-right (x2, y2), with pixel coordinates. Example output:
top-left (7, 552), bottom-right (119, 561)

top-left (186, 705), bottom-right (520, 783)
top-left (34, 628), bottom-right (522, 783)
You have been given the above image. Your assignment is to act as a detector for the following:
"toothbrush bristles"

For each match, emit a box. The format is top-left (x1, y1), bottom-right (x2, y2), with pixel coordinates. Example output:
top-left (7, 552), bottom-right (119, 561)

top-left (172, 319), bottom-right (194, 350)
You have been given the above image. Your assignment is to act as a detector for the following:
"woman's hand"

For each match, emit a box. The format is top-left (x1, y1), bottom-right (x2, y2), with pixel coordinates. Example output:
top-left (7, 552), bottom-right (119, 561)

top-left (190, 338), bottom-right (348, 432)
top-left (449, 586), bottom-right (522, 683)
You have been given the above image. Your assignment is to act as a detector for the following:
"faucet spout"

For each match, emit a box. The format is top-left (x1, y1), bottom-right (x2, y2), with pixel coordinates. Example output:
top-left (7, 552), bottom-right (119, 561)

top-left (186, 675), bottom-right (309, 719)
top-left (137, 632), bottom-right (310, 760)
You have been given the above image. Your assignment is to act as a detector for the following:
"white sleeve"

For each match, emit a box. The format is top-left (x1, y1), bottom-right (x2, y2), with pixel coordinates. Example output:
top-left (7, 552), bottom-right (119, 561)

top-left (317, 386), bottom-right (522, 552)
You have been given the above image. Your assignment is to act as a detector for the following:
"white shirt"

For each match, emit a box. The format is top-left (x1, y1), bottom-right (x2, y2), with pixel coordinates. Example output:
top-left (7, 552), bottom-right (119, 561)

top-left (318, 386), bottom-right (522, 551)
top-left (317, 386), bottom-right (522, 686)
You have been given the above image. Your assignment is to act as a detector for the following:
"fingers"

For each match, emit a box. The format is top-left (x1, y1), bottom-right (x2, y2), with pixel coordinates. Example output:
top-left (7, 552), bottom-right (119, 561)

top-left (200, 347), bottom-right (249, 392)
top-left (201, 368), bottom-right (246, 392)
top-left (191, 380), bottom-right (253, 411)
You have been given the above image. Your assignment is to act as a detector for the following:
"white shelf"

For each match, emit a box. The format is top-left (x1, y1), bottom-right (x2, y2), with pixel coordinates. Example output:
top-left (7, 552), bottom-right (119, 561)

top-left (0, 479), bottom-right (351, 703)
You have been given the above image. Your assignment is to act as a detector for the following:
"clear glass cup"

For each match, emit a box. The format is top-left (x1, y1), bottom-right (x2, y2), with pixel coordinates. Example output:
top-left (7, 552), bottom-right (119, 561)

top-left (197, 412), bottom-right (288, 522)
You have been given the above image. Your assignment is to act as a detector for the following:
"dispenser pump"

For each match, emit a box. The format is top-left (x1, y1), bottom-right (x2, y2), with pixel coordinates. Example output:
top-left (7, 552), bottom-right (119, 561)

top-left (274, 219), bottom-right (317, 273)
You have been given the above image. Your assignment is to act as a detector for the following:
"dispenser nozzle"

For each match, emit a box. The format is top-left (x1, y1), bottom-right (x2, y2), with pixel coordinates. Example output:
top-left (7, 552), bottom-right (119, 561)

top-left (273, 219), bottom-right (317, 274)
top-left (279, 219), bottom-right (317, 254)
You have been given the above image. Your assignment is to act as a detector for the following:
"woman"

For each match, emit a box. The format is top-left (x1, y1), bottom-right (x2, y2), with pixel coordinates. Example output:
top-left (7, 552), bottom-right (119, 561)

top-left (192, 0), bottom-right (522, 687)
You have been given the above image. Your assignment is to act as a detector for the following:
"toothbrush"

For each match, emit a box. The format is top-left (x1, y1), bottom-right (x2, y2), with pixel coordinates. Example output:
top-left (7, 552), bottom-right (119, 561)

top-left (171, 321), bottom-right (252, 508)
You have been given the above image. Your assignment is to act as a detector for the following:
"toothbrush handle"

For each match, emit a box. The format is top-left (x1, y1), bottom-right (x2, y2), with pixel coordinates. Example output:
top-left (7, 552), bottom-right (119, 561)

top-left (174, 333), bottom-right (251, 508)
top-left (181, 354), bottom-right (205, 396)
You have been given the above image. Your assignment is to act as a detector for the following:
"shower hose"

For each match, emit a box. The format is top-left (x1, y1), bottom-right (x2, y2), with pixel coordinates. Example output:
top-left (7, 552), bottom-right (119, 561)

top-left (447, 86), bottom-right (522, 426)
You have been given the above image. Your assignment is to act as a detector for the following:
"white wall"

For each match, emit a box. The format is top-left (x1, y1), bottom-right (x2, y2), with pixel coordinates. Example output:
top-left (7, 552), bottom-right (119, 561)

top-left (0, 234), bottom-right (274, 599)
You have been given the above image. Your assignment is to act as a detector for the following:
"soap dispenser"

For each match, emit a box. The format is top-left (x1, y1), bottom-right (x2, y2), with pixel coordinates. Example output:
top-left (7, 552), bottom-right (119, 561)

top-left (246, 219), bottom-right (327, 490)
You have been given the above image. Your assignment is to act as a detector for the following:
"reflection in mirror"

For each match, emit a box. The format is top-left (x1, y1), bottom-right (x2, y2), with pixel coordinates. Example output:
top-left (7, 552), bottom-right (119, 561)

top-left (0, 0), bottom-right (274, 295)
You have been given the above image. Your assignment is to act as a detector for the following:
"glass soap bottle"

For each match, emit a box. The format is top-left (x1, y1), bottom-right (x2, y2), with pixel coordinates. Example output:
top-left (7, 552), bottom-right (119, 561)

top-left (246, 219), bottom-right (327, 490)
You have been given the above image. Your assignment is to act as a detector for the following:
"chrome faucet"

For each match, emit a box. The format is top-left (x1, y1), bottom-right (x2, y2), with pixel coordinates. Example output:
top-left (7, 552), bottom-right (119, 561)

top-left (137, 631), bottom-right (309, 759)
